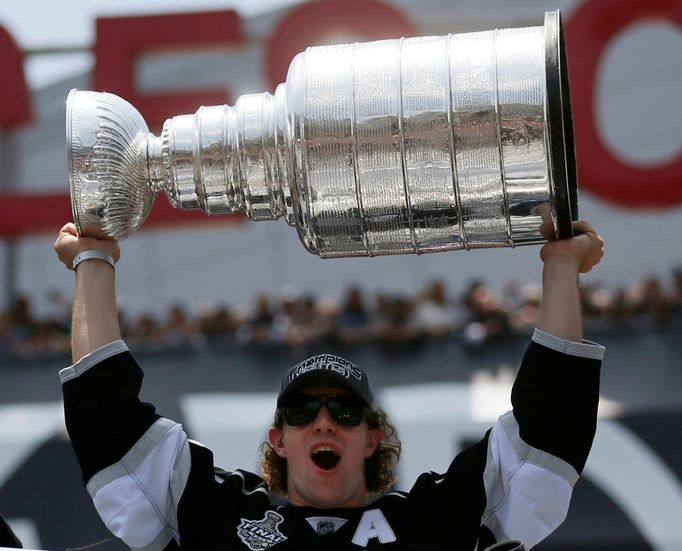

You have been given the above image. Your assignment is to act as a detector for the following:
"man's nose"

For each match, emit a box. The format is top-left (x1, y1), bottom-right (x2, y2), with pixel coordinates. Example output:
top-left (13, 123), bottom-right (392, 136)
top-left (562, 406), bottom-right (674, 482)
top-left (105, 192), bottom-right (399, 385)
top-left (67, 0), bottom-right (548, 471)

top-left (312, 406), bottom-right (336, 433)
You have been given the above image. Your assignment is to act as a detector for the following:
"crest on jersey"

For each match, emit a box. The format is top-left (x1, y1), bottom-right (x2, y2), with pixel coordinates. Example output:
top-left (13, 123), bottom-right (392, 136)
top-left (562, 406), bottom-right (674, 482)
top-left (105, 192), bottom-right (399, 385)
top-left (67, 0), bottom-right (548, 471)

top-left (237, 511), bottom-right (287, 550)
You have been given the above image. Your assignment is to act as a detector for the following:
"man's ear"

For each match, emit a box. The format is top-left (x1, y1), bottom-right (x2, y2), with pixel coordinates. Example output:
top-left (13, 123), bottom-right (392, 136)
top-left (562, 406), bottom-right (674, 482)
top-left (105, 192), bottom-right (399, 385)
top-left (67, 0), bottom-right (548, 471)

top-left (269, 427), bottom-right (287, 459)
top-left (365, 427), bottom-right (385, 458)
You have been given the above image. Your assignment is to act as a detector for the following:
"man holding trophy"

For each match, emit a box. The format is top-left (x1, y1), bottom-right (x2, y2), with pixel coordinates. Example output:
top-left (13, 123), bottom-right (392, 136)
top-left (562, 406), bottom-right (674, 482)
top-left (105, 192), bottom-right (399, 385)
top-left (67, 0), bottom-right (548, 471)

top-left (55, 10), bottom-right (606, 550)
top-left (55, 215), bottom-right (603, 550)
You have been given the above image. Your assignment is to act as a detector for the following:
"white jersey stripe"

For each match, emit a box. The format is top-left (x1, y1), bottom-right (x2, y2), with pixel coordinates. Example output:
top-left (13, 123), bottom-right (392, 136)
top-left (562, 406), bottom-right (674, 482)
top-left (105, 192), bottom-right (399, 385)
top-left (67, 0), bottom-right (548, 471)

top-left (482, 411), bottom-right (575, 547)
top-left (499, 411), bottom-right (579, 485)
top-left (86, 418), bottom-right (180, 494)
top-left (232, 470), bottom-right (269, 497)
top-left (86, 418), bottom-right (190, 550)
top-left (169, 438), bottom-right (192, 533)
top-left (532, 328), bottom-right (605, 360)
top-left (59, 339), bottom-right (129, 383)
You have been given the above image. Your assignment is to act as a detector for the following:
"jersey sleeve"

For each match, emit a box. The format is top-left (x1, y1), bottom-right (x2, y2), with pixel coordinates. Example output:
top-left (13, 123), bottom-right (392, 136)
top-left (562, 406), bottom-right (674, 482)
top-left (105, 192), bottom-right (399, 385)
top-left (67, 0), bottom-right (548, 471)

top-left (480, 328), bottom-right (604, 547)
top-left (61, 340), bottom-right (275, 551)
top-left (0, 513), bottom-right (22, 548)
top-left (61, 340), bottom-right (188, 550)
top-left (398, 329), bottom-right (603, 550)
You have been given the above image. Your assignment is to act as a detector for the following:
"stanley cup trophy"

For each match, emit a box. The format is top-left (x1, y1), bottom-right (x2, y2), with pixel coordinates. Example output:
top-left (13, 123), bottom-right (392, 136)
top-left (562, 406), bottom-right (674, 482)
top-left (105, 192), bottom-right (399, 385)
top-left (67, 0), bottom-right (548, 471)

top-left (67, 11), bottom-right (577, 258)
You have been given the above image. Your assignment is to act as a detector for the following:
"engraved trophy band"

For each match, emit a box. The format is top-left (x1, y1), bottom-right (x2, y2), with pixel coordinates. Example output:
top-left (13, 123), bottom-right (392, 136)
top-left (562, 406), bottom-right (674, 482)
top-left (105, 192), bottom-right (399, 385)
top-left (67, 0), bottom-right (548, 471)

top-left (67, 11), bottom-right (577, 258)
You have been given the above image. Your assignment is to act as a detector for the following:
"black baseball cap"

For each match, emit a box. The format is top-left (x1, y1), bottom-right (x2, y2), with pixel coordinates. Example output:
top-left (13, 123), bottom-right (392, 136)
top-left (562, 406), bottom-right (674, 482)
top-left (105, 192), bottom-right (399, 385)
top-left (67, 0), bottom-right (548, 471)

top-left (277, 354), bottom-right (374, 408)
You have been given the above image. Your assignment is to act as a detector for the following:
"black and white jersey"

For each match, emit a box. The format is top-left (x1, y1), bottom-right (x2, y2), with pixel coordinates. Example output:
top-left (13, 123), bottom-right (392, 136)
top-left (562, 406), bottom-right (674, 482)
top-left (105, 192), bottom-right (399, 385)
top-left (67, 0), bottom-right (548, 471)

top-left (0, 513), bottom-right (22, 548)
top-left (60, 329), bottom-right (603, 551)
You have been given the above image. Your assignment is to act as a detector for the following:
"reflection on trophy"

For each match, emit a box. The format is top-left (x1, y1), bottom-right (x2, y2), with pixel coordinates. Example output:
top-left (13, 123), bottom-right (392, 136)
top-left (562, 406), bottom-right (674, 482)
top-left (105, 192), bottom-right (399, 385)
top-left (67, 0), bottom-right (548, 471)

top-left (67, 10), bottom-right (576, 258)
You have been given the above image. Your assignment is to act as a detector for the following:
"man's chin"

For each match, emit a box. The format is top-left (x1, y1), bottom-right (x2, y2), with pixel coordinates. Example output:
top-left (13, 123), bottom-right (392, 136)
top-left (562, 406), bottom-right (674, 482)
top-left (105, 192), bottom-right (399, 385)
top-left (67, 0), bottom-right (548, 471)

top-left (303, 486), bottom-right (368, 509)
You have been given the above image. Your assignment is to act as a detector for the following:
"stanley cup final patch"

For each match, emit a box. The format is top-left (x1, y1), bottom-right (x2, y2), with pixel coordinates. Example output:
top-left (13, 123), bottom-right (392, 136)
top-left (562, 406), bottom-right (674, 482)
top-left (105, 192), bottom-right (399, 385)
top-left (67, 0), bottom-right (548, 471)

top-left (237, 511), bottom-right (288, 550)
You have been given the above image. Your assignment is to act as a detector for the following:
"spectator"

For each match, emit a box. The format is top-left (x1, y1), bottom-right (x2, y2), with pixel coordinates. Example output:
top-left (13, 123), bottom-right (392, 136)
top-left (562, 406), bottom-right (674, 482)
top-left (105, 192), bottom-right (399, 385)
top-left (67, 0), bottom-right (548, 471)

top-left (44, 287), bottom-right (71, 334)
top-left (127, 313), bottom-right (164, 349)
top-left (671, 267), bottom-right (682, 312)
top-left (0, 312), bottom-right (13, 357)
top-left (640, 276), bottom-right (670, 329)
top-left (462, 281), bottom-right (510, 345)
top-left (163, 304), bottom-right (201, 348)
top-left (413, 279), bottom-right (461, 338)
top-left (198, 304), bottom-right (241, 344)
top-left (608, 287), bottom-right (633, 327)
top-left (6, 295), bottom-right (35, 343)
top-left (509, 283), bottom-right (541, 333)
top-left (286, 294), bottom-right (330, 350)
top-left (334, 286), bottom-right (370, 345)
top-left (371, 294), bottom-right (422, 346)
top-left (28, 318), bottom-right (70, 356)
top-left (239, 293), bottom-right (279, 346)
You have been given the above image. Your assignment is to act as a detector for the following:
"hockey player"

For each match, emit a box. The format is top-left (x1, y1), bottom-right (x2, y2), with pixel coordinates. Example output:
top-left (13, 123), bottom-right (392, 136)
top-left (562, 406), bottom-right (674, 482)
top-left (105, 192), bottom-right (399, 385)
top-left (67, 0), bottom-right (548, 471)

top-left (54, 219), bottom-right (604, 550)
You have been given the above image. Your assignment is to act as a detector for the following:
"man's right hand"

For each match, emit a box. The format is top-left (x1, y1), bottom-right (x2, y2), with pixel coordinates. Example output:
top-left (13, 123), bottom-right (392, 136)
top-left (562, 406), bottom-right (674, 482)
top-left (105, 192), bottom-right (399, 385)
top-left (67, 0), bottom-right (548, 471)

top-left (54, 222), bottom-right (120, 270)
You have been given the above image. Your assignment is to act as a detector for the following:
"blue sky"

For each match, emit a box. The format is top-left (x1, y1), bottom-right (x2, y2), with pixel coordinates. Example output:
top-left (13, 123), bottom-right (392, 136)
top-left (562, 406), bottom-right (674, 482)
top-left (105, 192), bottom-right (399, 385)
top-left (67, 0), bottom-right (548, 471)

top-left (0, 0), bottom-right (302, 87)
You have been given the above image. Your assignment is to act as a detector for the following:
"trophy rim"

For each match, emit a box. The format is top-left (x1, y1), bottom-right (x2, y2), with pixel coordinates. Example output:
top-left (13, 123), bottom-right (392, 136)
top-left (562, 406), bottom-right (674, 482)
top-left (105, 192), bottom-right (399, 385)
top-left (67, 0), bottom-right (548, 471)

top-left (544, 10), bottom-right (578, 240)
top-left (66, 88), bottom-right (84, 236)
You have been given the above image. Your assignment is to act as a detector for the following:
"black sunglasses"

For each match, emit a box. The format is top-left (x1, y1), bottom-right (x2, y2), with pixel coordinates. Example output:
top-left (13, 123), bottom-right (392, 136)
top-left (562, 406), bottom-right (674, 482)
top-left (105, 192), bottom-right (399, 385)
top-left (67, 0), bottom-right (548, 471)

top-left (281, 395), bottom-right (366, 427)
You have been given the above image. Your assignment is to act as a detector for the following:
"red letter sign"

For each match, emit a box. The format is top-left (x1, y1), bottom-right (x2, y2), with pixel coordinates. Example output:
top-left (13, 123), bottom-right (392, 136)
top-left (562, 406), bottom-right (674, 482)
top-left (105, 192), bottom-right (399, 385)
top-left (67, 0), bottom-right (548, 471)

top-left (94, 10), bottom-right (244, 130)
top-left (266, 0), bottom-right (417, 89)
top-left (0, 25), bottom-right (31, 129)
top-left (566, 0), bottom-right (682, 208)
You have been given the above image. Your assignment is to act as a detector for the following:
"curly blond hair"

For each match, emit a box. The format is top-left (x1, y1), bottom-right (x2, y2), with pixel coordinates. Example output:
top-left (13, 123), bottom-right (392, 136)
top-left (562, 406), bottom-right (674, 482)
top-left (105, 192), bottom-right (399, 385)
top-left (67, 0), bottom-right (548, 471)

top-left (260, 407), bottom-right (401, 495)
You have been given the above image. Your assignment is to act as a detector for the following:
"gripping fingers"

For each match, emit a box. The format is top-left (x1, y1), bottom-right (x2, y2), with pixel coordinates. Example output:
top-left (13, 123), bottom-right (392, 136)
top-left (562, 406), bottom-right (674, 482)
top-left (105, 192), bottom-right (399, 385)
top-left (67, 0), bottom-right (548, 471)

top-left (571, 220), bottom-right (594, 237)
top-left (575, 226), bottom-right (605, 273)
top-left (54, 222), bottom-right (121, 270)
top-left (539, 219), bottom-right (604, 273)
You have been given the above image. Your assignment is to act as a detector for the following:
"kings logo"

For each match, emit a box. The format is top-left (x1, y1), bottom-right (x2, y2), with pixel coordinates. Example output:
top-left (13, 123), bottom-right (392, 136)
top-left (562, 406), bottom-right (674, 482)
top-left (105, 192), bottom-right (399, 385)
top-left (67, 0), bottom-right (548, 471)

top-left (238, 511), bottom-right (288, 550)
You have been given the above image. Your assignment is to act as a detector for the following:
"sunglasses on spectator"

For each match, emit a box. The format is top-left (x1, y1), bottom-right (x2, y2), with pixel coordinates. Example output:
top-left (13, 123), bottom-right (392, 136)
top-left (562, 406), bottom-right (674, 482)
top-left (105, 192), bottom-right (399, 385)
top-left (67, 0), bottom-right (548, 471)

top-left (281, 395), bottom-right (367, 427)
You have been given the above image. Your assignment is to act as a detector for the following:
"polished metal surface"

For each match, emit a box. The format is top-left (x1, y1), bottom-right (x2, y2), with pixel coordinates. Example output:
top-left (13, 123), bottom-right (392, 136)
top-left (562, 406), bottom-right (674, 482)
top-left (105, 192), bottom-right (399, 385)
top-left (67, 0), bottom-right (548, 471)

top-left (66, 10), bottom-right (576, 257)
top-left (67, 89), bottom-right (154, 240)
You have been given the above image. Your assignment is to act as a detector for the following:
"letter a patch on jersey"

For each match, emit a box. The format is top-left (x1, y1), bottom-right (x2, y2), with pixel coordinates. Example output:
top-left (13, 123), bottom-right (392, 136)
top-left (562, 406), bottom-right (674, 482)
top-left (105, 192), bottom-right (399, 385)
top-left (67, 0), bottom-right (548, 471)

top-left (351, 509), bottom-right (397, 546)
top-left (237, 511), bottom-right (287, 550)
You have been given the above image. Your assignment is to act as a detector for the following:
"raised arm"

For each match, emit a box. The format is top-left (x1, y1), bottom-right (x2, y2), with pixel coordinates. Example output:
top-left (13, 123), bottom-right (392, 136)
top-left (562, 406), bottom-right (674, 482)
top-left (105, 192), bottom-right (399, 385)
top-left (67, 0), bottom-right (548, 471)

top-left (538, 219), bottom-right (604, 341)
top-left (55, 223), bottom-right (190, 549)
top-left (54, 222), bottom-right (121, 362)
top-left (508, 219), bottom-right (605, 477)
top-left (475, 220), bottom-right (605, 549)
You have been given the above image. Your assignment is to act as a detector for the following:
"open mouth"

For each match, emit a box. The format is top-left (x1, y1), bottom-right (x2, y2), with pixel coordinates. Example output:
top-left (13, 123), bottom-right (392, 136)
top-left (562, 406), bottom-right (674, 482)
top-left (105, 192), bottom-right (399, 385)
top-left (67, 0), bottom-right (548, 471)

top-left (311, 447), bottom-right (341, 471)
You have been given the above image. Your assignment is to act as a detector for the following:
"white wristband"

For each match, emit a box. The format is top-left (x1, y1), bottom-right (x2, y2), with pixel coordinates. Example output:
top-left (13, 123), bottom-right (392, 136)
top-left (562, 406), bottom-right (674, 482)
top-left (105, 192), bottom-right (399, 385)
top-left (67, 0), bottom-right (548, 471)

top-left (72, 250), bottom-right (115, 271)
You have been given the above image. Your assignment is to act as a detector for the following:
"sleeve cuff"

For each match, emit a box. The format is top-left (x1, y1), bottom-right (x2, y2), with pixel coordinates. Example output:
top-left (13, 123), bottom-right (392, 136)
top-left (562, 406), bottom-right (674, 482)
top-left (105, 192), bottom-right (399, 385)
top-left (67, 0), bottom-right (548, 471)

top-left (59, 339), bottom-right (129, 383)
top-left (532, 328), bottom-right (605, 360)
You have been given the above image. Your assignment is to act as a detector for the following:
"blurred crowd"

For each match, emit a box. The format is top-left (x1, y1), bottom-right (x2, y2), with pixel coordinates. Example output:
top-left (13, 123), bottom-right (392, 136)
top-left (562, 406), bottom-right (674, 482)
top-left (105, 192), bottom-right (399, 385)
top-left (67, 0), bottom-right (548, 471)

top-left (1, 267), bottom-right (681, 360)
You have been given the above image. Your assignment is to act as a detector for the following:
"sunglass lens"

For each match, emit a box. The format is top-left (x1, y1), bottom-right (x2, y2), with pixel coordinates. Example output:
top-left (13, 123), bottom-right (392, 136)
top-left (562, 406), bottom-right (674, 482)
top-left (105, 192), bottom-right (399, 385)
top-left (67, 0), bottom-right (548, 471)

top-left (283, 399), bottom-right (321, 426)
top-left (327, 398), bottom-right (364, 426)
